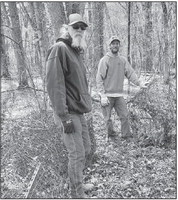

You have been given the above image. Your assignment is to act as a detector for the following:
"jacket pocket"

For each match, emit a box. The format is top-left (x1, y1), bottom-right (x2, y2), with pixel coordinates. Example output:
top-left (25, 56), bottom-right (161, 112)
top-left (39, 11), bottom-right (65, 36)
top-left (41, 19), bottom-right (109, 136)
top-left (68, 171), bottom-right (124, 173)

top-left (67, 93), bottom-right (92, 114)
top-left (77, 93), bottom-right (92, 113)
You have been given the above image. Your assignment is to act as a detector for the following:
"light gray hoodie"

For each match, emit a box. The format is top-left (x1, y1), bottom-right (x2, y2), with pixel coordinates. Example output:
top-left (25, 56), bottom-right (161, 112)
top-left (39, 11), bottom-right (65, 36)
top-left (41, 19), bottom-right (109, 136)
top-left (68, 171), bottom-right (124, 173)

top-left (96, 52), bottom-right (140, 97)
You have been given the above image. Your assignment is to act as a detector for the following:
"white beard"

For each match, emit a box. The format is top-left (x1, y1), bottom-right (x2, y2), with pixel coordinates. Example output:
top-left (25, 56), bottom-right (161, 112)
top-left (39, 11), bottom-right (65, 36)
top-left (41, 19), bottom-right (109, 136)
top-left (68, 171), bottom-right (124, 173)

top-left (71, 34), bottom-right (87, 50)
top-left (59, 25), bottom-right (87, 50)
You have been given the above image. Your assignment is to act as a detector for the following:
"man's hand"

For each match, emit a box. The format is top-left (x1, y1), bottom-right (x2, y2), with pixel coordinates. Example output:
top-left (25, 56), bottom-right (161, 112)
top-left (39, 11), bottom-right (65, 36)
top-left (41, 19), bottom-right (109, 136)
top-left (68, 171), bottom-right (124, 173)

top-left (53, 112), bottom-right (63, 128)
top-left (62, 119), bottom-right (75, 134)
top-left (100, 95), bottom-right (110, 107)
top-left (139, 80), bottom-right (149, 89)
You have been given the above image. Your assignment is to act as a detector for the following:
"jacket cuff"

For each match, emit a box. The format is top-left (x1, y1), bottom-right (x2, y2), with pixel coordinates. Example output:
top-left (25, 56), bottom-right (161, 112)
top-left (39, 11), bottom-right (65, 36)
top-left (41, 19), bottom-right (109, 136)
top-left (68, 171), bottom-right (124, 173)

top-left (59, 113), bottom-right (71, 121)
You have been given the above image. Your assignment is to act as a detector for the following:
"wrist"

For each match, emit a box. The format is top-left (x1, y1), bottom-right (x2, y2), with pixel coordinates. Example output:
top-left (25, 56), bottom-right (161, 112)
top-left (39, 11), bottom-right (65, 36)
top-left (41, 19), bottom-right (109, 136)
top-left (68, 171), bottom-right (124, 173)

top-left (138, 80), bottom-right (142, 87)
top-left (100, 94), bottom-right (107, 99)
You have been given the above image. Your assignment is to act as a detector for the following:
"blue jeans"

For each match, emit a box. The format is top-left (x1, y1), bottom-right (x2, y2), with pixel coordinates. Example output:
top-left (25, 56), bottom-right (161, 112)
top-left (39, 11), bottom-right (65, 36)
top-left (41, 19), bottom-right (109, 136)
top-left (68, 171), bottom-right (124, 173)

top-left (102, 97), bottom-right (131, 137)
top-left (62, 114), bottom-right (91, 198)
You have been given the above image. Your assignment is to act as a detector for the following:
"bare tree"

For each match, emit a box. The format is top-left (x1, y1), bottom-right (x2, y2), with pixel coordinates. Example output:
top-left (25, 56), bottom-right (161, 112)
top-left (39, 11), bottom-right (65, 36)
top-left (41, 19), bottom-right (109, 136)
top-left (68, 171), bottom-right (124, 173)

top-left (1, 29), bottom-right (11, 79)
top-left (161, 2), bottom-right (169, 83)
top-left (46, 2), bottom-right (66, 40)
top-left (89, 2), bottom-right (104, 84)
top-left (33, 2), bottom-right (50, 68)
top-left (8, 2), bottom-right (29, 88)
top-left (127, 2), bottom-right (131, 63)
top-left (93, 2), bottom-right (104, 59)
top-left (143, 2), bottom-right (153, 72)
top-left (1, 2), bottom-right (11, 79)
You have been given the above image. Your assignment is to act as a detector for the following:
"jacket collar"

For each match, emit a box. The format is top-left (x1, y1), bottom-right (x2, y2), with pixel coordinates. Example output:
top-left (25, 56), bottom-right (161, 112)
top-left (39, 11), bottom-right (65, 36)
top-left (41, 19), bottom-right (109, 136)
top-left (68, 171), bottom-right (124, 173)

top-left (56, 35), bottom-right (72, 46)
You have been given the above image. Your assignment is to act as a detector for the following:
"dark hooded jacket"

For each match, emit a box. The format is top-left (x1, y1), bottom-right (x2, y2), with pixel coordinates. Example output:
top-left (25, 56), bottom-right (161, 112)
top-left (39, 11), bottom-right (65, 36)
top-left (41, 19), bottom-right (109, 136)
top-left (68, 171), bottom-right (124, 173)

top-left (46, 36), bottom-right (92, 119)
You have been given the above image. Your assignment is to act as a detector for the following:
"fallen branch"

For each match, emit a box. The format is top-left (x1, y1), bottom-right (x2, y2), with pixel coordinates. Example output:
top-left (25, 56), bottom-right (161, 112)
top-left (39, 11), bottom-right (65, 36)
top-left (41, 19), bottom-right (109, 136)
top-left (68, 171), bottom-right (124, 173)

top-left (24, 162), bottom-right (41, 198)
top-left (1, 89), bottom-right (17, 93)
top-left (1, 86), bottom-right (46, 93)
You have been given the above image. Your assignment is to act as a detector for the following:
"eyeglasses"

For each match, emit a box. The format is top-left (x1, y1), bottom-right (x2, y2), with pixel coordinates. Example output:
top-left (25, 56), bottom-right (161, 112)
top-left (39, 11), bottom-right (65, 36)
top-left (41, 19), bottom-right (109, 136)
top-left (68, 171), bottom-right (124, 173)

top-left (72, 25), bottom-right (86, 30)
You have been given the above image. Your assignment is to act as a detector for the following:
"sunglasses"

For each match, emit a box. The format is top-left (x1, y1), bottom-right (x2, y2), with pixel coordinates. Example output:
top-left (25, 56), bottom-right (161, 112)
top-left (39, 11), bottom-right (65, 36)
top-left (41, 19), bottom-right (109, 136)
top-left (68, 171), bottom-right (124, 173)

top-left (72, 24), bottom-right (86, 30)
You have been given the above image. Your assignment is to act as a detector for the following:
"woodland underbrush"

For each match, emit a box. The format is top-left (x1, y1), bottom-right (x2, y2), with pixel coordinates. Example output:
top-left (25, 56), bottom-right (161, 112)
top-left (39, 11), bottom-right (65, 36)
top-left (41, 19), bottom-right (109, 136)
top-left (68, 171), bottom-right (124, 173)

top-left (1, 76), bottom-right (176, 198)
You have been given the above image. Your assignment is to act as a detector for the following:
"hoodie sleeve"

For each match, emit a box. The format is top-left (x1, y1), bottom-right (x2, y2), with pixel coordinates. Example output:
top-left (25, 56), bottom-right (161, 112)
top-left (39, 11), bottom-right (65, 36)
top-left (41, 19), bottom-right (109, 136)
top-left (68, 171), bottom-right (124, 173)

top-left (124, 59), bottom-right (140, 86)
top-left (96, 57), bottom-right (108, 96)
top-left (46, 45), bottom-right (70, 120)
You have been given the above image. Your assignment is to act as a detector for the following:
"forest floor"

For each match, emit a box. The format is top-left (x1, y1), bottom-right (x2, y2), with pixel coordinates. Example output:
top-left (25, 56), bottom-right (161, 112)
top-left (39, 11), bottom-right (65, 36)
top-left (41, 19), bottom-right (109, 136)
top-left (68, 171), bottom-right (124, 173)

top-left (1, 75), bottom-right (177, 199)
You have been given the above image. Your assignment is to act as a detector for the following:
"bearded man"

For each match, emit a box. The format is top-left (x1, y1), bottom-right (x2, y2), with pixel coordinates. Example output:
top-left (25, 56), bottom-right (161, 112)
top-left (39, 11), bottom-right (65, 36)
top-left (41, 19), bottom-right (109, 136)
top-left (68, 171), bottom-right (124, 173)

top-left (46, 13), bottom-right (93, 198)
top-left (96, 36), bottom-right (148, 140)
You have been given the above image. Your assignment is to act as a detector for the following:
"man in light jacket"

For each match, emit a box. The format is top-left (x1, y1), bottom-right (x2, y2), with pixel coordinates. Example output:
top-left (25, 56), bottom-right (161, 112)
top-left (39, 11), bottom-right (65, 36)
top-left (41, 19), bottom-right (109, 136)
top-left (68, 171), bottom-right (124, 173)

top-left (46, 13), bottom-right (93, 198)
top-left (96, 36), bottom-right (147, 140)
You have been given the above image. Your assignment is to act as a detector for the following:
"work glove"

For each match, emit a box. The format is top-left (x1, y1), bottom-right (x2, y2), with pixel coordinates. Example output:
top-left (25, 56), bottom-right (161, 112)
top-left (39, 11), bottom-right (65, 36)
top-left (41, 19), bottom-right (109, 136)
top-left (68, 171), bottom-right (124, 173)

top-left (62, 119), bottom-right (75, 134)
top-left (53, 112), bottom-right (74, 134)
top-left (100, 95), bottom-right (110, 107)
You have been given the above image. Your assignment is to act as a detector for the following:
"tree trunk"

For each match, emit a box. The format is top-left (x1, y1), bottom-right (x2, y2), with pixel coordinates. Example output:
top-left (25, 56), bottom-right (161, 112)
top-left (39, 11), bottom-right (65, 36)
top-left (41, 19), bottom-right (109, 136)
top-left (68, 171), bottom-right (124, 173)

top-left (104, 3), bottom-right (115, 36)
top-left (1, 2), bottom-right (11, 79)
top-left (127, 2), bottom-right (132, 94)
top-left (33, 2), bottom-right (51, 111)
top-left (91, 2), bottom-right (104, 84)
top-left (8, 2), bottom-right (29, 88)
top-left (93, 2), bottom-right (104, 59)
top-left (161, 2), bottom-right (169, 84)
top-left (33, 3), bottom-right (49, 67)
top-left (47, 2), bottom-right (66, 41)
top-left (1, 31), bottom-right (11, 79)
top-left (131, 3), bottom-right (144, 74)
top-left (65, 2), bottom-right (80, 15)
top-left (127, 2), bottom-right (131, 64)
top-left (65, 2), bottom-right (86, 16)
top-left (143, 2), bottom-right (153, 72)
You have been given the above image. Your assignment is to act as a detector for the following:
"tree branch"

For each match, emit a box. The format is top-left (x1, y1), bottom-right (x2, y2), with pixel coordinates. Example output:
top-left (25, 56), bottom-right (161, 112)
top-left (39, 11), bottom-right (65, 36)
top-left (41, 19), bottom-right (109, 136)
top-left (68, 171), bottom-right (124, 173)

top-left (1, 33), bottom-right (20, 45)
top-left (117, 2), bottom-right (127, 11)
top-left (20, 2), bottom-right (37, 31)
top-left (1, 24), bottom-right (13, 30)
top-left (1, 86), bottom-right (47, 93)
top-left (126, 77), bottom-right (157, 104)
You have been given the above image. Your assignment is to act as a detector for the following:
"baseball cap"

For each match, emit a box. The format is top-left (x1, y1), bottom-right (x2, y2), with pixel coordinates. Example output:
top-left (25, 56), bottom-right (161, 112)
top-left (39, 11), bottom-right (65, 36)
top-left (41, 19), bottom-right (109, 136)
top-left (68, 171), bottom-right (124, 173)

top-left (68, 13), bottom-right (88, 27)
top-left (108, 36), bottom-right (120, 45)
